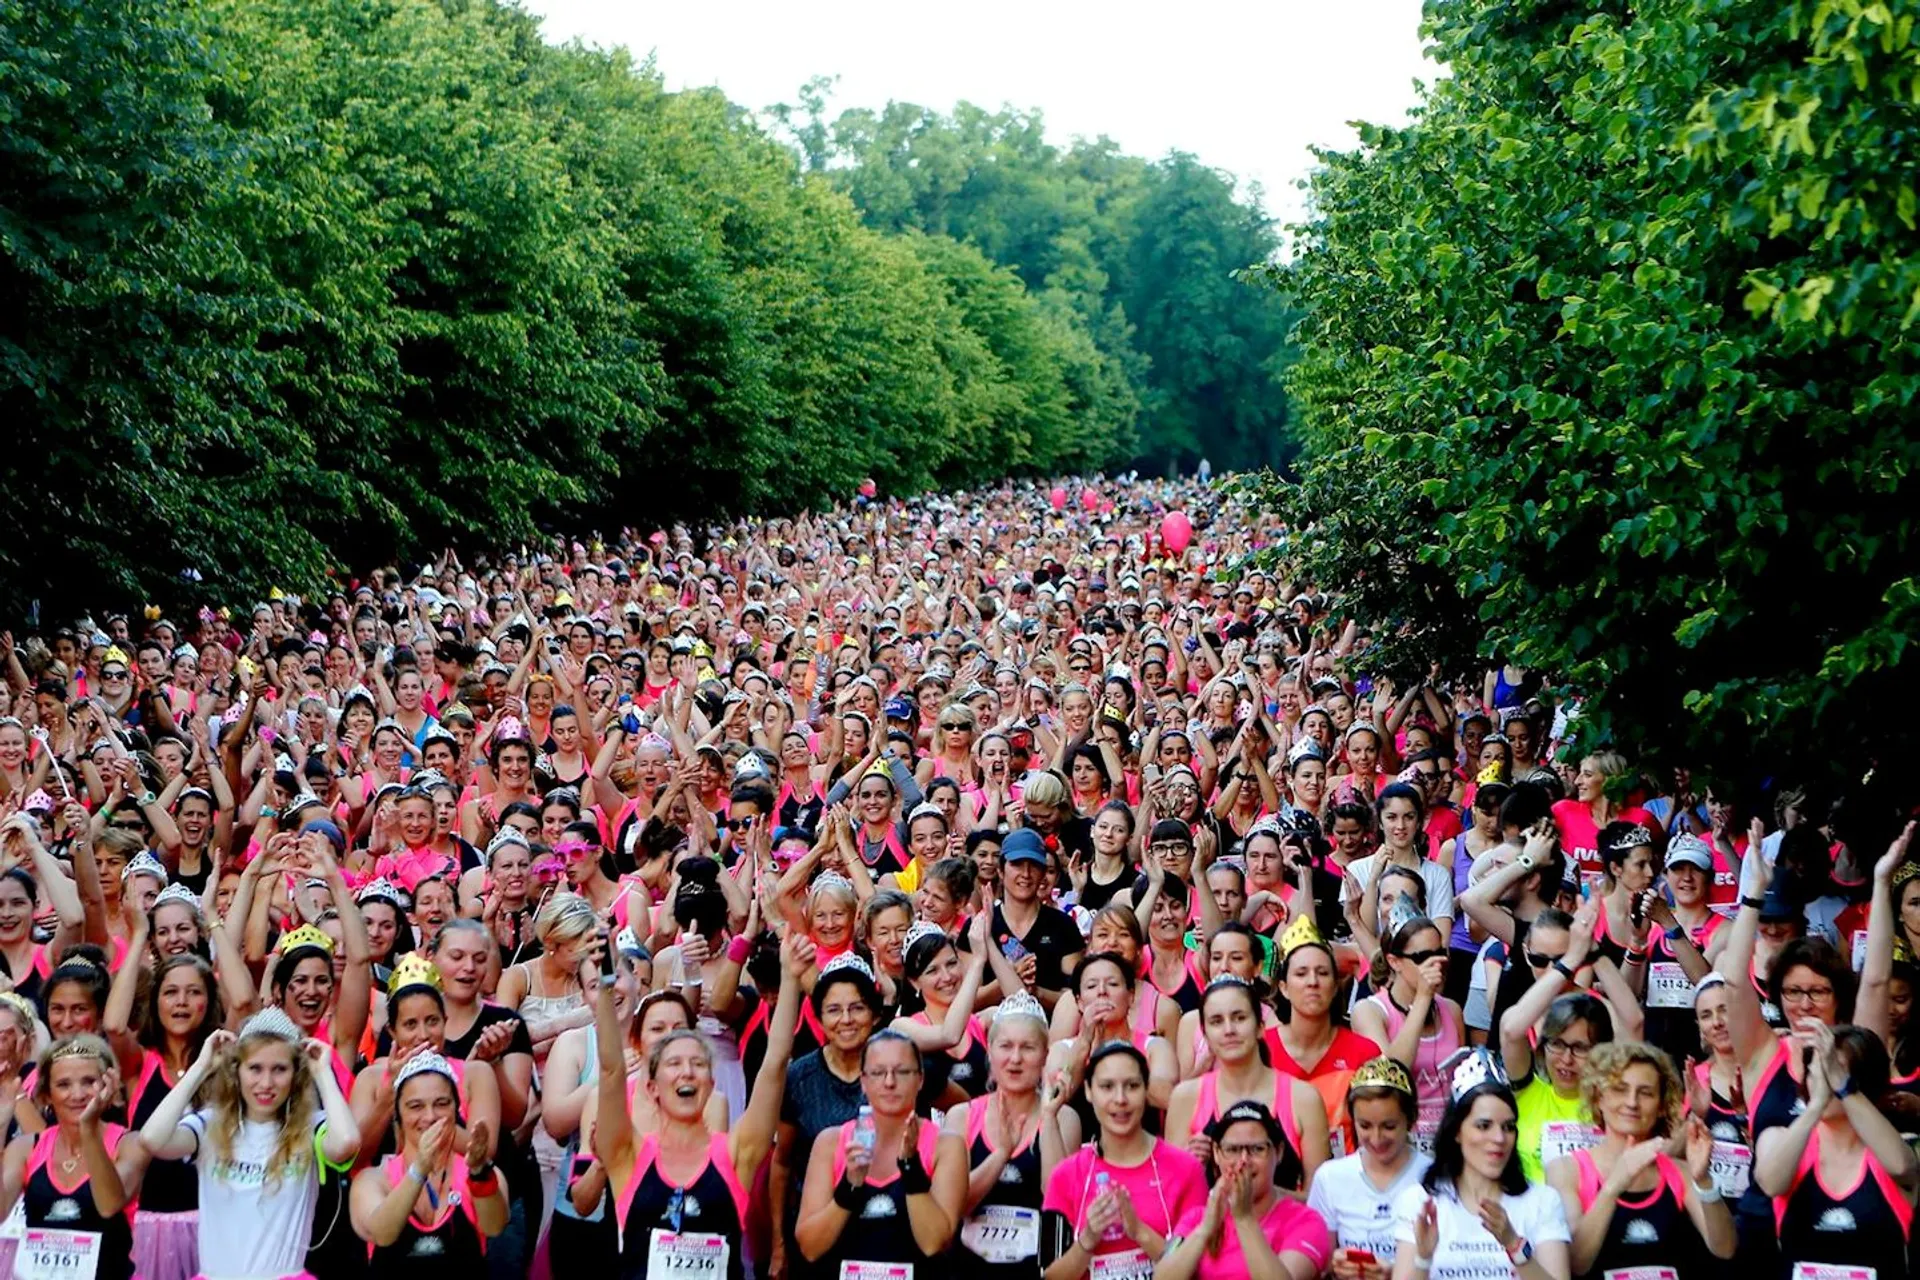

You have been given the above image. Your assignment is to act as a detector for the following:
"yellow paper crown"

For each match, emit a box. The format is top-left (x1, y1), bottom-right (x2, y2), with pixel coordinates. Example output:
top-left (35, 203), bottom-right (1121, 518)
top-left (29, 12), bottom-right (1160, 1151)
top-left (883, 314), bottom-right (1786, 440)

top-left (863, 757), bottom-right (895, 782)
top-left (103, 646), bottom-right (130, 667)
top-left (1349, 1055), bottom-right (1415, 1096)
top-left (1280, 913), bottom-right (1326, 959)
top-left (280, 923), bottom-right (335, 957)
top-left (387, 952), bottom-right (443, 997)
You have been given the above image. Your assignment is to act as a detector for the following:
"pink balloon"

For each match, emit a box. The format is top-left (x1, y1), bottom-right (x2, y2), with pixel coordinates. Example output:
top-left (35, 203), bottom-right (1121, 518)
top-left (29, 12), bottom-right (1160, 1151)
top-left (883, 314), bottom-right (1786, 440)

top-left (1080, 488), bottom-right (1099, 512)
top-left (1049, 486), bottom-right (1068, 511)
top-left (1161, 510), bottom-right (1193, 554)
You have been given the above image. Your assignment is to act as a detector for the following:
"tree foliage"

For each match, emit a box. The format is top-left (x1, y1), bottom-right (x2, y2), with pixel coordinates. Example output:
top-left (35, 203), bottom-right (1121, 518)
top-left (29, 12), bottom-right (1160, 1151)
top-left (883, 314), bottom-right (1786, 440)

top-left (781, 90), bottom-right (1300, 475)
top-left (1261, 0), bottom-right (1920, 780)
top-left (2, 0), bottom-right (1249, 619)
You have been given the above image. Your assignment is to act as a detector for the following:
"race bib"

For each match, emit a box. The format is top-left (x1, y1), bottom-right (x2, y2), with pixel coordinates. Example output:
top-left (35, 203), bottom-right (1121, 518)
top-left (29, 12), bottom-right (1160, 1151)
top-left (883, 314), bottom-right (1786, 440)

top-left (839, 1264), bottom-right (912, 1280)
top-left (1539, 1120), bottom-right (1600, 1166)
top-left (1605, 1269), bottom-right (1678, 1280)
top-left (961, 1203), bottom-right (1041, 1263)
top-left (1089, 1248), bottom-right (1155, 1280)
top-left (1791, 1267), bottom-right (1875, 1280)
top-left (648, 1230), bottom-right (729, 1280)
top-left (16, 1229), bottom-right (101, 1280)
top-left (1709, 1139), bottom-right (1751, 1200)
top-left (1646, 962), bottom-right (1694, 1009)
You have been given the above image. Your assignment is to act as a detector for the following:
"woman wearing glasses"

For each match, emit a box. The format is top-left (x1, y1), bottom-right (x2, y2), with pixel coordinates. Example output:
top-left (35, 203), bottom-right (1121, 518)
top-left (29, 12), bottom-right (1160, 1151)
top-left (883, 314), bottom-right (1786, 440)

top-left (591, 929), bottom-right (807, 1280)
top-left (1714, 825), bottom-right (1897, 1274)
top-left (1160, 1100), bottom-right (1333, 1280)
top-left (795, 1028), bottom-right (968, 1279)
top-left (916, 703), bottom-right (981, 790)
top-left (1497, 896), bottom-right (1644, 1182)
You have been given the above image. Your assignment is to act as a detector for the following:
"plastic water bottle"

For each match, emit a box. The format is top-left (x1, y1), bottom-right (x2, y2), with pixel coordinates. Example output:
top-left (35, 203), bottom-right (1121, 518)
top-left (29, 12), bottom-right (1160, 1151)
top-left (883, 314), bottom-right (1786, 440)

top-left (856, 1105), bottom-right (876, 1153)
top-left (1094, 1170), bottom-right (1121, 1241)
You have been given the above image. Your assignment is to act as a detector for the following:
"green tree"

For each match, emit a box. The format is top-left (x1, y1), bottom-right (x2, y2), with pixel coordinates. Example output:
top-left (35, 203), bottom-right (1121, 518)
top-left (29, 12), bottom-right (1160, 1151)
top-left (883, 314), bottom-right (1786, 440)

top-left (1265, 0), bottom-right (1920, 782)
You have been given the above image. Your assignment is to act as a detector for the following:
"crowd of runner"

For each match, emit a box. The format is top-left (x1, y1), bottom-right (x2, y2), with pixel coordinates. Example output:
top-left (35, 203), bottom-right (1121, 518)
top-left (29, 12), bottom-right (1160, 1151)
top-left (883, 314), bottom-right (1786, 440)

top-left (0, 473), bottom-right (1910, 1280)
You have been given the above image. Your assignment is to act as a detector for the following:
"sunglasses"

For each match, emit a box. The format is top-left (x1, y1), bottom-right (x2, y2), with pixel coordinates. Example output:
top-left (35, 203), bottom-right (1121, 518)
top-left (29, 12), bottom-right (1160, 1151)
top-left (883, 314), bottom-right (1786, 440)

top-left (1399, 948), bottom-right (1448, 965)
top-left (1525, 950), bottom-right (1564, 969)
top-left (101, 669), bottom-right (129, 680)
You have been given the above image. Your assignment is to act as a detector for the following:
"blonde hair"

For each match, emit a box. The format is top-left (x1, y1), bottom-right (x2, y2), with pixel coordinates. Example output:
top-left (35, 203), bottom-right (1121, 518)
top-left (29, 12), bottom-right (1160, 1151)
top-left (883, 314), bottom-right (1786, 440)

top-left (203, 1025), bottom-right (320, 1194)
top-left (1021, 770), bottom-right (1069, 810)
top-left (1580, 1040), bottom-right (1684, 1138)
top-left (1583, 750), bottom-right (1630, 782)
top-left (535, 891), bottom-right (599, 948)
top-left (32, 1034), bottom-right (114, 1104)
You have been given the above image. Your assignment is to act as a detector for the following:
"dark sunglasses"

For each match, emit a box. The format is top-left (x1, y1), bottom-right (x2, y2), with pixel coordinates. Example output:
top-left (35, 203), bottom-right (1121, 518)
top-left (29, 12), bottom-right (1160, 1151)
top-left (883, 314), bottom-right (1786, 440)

top-left (1525, 950), bottom-right (1563, 969)
top-left (1400, 948), bottom-right (1448, 965)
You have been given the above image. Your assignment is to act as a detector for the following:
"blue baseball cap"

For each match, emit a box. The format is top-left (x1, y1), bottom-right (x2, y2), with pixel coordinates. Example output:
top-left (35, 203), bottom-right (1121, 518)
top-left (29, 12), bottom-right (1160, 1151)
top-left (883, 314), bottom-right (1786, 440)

top-left (1001, 829), bottom-right (1048, 866)
top-left (884, 695), bottom-right (915, 720)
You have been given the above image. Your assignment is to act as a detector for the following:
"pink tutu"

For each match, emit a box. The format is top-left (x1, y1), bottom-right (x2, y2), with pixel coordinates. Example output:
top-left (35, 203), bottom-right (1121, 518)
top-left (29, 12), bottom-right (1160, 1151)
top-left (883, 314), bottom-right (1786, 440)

top-left (133, 1208), bottom-right (200, 1280)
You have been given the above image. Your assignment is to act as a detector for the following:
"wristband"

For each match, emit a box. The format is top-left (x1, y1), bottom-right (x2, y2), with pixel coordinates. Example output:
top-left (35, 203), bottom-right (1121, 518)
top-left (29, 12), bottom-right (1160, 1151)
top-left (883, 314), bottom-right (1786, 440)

top-left (468, 1160), bottom-right (495, 1182)
top-left (1551, 959), bottom-right (1577, 983)
top-left (895, 1150), bottom-right (932, 1195)
top-left (1624, 947), bottom-right (1647, 964)
top-left (1741, 895), bottom-right (1765, 910)
top-left (1833, 1078), bottom-right (1854, 1100)
top-left (726, 934), bottom-right (753, 964)
top-left (1077, 1231), bottom-right (1101, 1253)
top-left (1694, 1181), bottom-right (1722, 1203)
top-left (832, 1174), bottom-right (864, 1211)
top-left (406, 1164), bottom-right (428, 1184)
top-left (1664, 925), bottom-right (1686, 942)
top-left (468, 1169), bottom-right (501, 1197)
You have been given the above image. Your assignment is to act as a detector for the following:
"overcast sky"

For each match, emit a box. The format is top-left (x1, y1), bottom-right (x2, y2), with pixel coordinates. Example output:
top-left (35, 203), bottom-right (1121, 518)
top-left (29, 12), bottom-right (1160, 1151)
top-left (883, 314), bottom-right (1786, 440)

top-left (520, 1), bottom-right (1436, 231)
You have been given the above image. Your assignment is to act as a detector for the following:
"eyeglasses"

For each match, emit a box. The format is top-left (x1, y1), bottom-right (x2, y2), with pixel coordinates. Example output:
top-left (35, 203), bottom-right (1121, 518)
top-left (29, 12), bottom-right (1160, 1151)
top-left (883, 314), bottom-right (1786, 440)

top-left (619, 662), bottom-right (643, 673)
top-left (1782, 985), bottom-right (1836, 1004)
top-left (1544, 1037), bottom-right (1593, 1058)
top-left (1218, 1141), bottom-right (1273, 1158)
top-left (1150, 842), bottom-right (1193, 857)
top-left (862, 1066), bottom-right (920, 1082)
top-left (1400, 948), bottom-right (1448, 965)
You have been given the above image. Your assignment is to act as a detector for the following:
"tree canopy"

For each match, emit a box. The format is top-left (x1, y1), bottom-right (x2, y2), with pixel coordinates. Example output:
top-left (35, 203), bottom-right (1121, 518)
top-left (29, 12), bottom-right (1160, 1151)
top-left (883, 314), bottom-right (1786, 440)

top-left (1262, 0), bottom-right (1920, 782)
top-left (2, 0), bottom-right (1283, 621)
top-left (779, 87), bottom-right (1300, 476)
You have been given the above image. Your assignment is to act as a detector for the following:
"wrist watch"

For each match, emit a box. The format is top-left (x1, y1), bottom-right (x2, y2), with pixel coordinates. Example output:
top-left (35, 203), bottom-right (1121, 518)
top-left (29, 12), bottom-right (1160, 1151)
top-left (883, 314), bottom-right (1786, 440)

top-left (1508, 1238), bottom-right (1535, 1266)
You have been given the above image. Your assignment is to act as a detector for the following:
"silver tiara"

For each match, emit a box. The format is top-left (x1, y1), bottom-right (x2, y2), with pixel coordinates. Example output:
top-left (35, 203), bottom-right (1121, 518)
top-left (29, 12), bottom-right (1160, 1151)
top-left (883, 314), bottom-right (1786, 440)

top-left (242, 1006), bottom-right (302, 1043)
top-left (810, 871), bottom-right (854, 898)
top-left (992, 990), bottom-right (1047, 1026)
top-left (1442, 1046), bottom-right (1509, 1103)
top-left (356, 877), bottom-right (407, 907)
top-left (1286, 738), bottom-right (1328, 766)
top-left (903, 920), bottom-right (946, 953)
top-left (1607, 824), bottom-right (1656, 853)
top-left (151, 882), bottom-right (201, 913)
top-left (820, 952), bottom-right (875, 983)
top-left (122, 851), bottom-right (169, 884)
top-left (394, 1049), bottom-right (457, 1090)
top-left (486, 829), bottom-right (529, 857)
top-left (1386, 892), bottom-right (1426, 939)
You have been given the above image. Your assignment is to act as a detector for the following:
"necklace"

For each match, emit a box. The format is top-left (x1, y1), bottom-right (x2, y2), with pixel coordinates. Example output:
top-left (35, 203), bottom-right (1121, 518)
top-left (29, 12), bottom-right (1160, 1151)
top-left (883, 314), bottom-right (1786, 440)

top-left (57, 1134), bottom-right (81, 1173)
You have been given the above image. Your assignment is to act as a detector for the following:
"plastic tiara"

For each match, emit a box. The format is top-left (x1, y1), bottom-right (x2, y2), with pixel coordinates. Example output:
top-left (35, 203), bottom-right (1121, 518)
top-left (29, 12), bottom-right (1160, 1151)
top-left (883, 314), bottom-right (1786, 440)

top-left (486, 828), bottom-right (529, 856)
top-left (122, 851), bottom-right (169, 884)
top-left (356, 877), bottom-right (407, 908)
top-left (1345, 718), bottom-right (1382, 742)
top-left (241, 1006), bottom-right (302, 1042)
top-left (1285, 738), bottom-right (1327, 766)
top-left (1280, 914), bottom-right (1326, 959)
top-left (1607, 825), bottom-right (1656, 853)
top-left (0, 991), bottom-right (35, 1027)
top-left (394, 1049), bottom-right (457, 1090)
top-left (809, 871), bottom-right (855, 898)
top-left (151, 882), bottom-right (201, 913)
top-left (387, 953), bottom-right (444, 997)
top-left (1442, 1046), bottom-right (1509, 1103)
top-left (279, 923), bottom-right (335, 957)
top-left (819, 952), bottom-right (875, 983)
top-left (49, 1038), bottom-right (109, 1064)
top-left (992, 990), bottom-right (1047, 1026)
top-left (1349, 1055), bottom-right (1415, 1096)
top-left (1386, 893), bottom-right (1426, 939)
top-left (903, 920), bottom-right (946, 953)
top-left (907, 802), bottom-right (947, 824)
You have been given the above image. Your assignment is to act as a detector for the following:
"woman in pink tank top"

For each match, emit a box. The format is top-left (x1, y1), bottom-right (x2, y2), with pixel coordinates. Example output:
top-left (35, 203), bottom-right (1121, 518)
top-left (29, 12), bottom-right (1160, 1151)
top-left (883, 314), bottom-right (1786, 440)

top-left (1351, 914), bottom-right (1464, 1150)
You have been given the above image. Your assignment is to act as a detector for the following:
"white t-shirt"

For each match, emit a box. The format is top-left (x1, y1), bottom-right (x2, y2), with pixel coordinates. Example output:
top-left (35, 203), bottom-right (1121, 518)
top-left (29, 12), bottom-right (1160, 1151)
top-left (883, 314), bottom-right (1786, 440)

top-left (1308, 1150), bottom-right (1434, 1262)
top-left (182, 1110), bottom-right (327, 1278)
top-left (1347, 854), bottom-right (1457, 931)
top-left (1392, 1181), bottom-right (1569, 1280)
